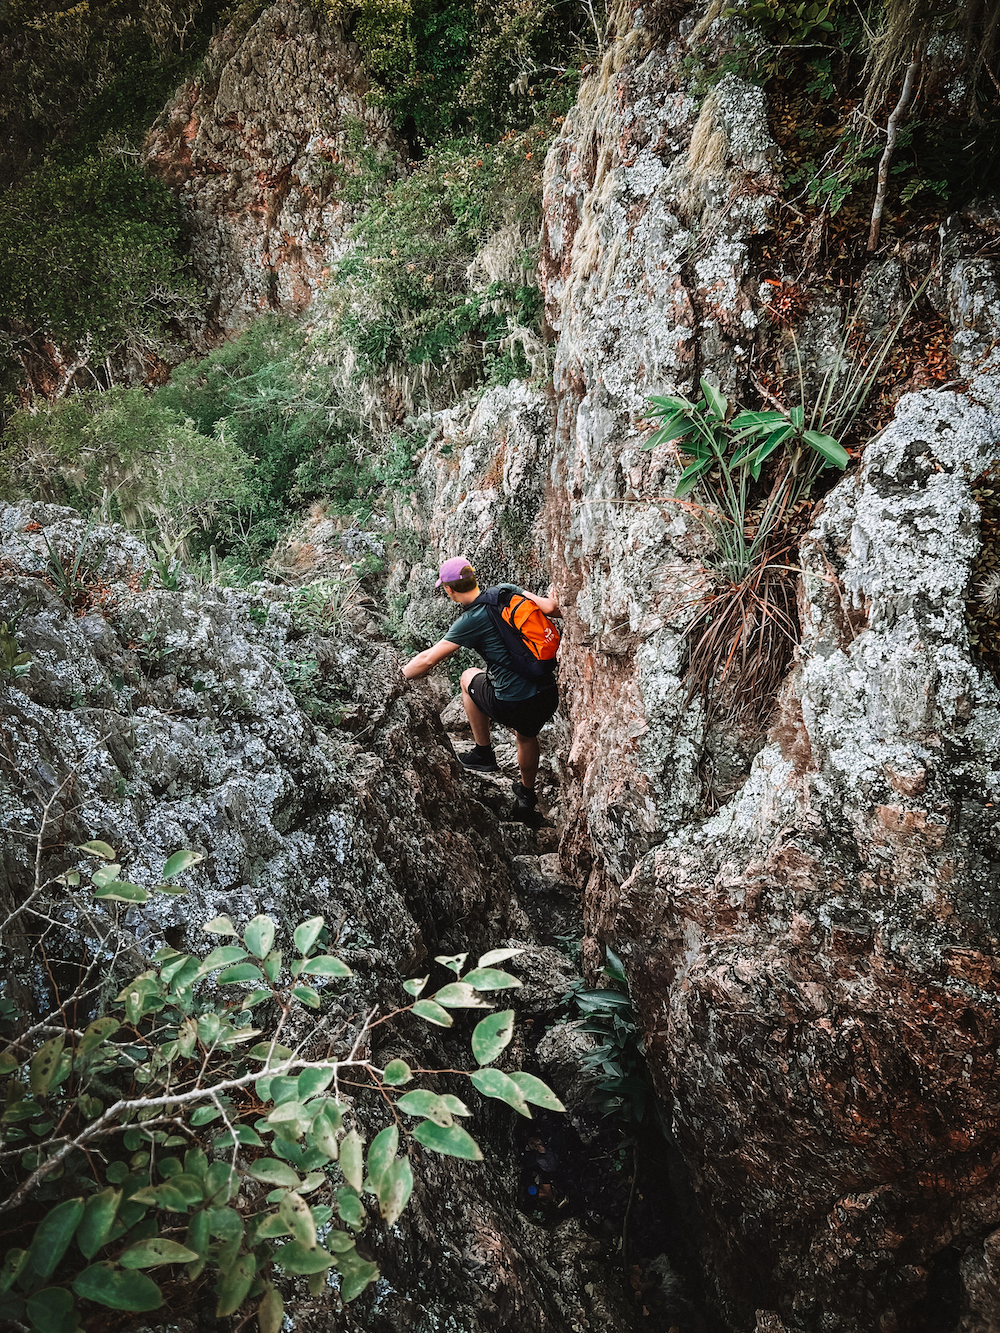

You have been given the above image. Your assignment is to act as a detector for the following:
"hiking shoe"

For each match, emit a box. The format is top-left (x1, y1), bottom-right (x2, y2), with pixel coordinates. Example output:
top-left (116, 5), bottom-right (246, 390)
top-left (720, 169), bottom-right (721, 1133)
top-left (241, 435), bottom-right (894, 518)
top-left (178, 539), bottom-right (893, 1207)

top-left (512, 781), bottom-right (537, 812)
top-left (459, 744), bottom-right (500, 773)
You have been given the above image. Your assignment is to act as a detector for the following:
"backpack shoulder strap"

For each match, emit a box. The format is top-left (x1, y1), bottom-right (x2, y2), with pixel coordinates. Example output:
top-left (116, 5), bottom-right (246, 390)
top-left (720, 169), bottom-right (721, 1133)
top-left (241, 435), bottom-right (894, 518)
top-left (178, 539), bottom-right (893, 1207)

top-left (471, 586), bottom-right (506, 607)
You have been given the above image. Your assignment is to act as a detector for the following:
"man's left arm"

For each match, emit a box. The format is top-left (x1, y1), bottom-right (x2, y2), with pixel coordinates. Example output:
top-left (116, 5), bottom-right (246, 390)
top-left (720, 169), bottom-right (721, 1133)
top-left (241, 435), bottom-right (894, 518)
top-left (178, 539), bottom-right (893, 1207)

top-left (402, 638), bottom-right (461, 680)
top-left (521, 584), bottom-right (562, 617)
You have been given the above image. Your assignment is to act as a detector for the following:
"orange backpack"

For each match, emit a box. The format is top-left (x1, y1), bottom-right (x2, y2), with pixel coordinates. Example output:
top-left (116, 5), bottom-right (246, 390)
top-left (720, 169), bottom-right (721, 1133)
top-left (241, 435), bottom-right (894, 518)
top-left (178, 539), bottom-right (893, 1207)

top-left (474, 586), bottom-right (560, 680)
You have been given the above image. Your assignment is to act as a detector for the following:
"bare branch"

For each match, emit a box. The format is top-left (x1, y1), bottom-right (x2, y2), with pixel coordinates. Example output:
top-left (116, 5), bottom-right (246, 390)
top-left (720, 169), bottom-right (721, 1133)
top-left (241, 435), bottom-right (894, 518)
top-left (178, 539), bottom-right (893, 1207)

top-left (867, 52), bottom-right (921, 253)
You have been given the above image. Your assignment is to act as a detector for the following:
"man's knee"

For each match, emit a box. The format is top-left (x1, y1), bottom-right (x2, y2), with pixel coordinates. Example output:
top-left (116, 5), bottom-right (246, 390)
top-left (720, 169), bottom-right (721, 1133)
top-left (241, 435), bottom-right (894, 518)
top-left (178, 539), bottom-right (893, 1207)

top-left (460, 667), bottom-right (480, 692)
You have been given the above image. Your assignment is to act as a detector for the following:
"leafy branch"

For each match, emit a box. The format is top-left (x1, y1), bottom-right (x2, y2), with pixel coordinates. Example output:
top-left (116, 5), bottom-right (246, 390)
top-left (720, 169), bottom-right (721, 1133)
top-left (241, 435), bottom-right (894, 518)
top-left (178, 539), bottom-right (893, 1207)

top-left (0, 825), bottom-right (563, 1330)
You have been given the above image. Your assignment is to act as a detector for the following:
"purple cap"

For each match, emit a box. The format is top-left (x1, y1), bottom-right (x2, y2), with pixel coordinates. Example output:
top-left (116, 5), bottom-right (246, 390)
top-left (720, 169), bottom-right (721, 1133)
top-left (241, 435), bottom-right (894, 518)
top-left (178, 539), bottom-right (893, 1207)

top-left (435, 557), bottom-right (475, 587)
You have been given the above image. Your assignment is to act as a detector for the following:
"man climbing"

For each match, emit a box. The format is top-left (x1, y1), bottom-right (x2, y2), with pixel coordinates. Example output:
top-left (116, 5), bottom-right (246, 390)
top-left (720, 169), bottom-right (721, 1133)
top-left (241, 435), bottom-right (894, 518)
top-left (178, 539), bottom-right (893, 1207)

top-left (401, 557), bottom-right (561, 814)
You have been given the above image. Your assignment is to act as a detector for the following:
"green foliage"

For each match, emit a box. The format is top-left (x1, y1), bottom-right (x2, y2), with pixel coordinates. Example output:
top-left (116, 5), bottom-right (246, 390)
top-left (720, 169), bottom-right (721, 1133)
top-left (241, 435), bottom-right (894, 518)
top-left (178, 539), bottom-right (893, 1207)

top-left (315, 0), bottom-right (590, 146)
top-left (0, 0), bottom-right (230, 185)
top-left (0, 157), bottom-right (197, 362)
top-left (0, 610), bottom-right (31, 684)
top-left (0, 853), bottom-right (561, 1327)
top-left (0, 387), bottom-right (253, 539)
top-left (568, 951), bottom-right (655, 1125)
top-left (642, 376), bottom-right (848, 587)
top-left (153, 317), bottom-right (379, 570)
top-left (712, 1), bottom-right (1000, 235)
top-left (725, 0), bottom-right (845, 46)
top-left (320, 129), bottom-right (551, 408)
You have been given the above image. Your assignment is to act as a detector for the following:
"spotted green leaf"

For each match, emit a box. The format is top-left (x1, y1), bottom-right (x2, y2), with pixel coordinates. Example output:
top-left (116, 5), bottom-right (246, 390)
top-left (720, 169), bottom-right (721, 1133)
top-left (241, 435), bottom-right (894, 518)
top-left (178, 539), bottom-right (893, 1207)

top-left (216, 1252), bottom-right (255, 1318)
top-left (412, 1121), bottom-right (483, 1161)
top-left (77, 840), bottom-right (116, 860)
top-left (119, 1237), bottom-right (200, 1268)
top-left (246, 1159), bottom-right (300, 1189)
top-left (462, 968), bottom-right (522, 991)
top-left (243, 915), bottom-right (275, 960)
top-left (78, 1017), bottom-right (120, 1054)
top-left (162, 849), bottom-right (203, 878)
top-left (507, 1071), bottom-right (566, 1112)
top-left (203, 916), bottom-right (236, 935)
top-left (72, 1263), bottom-right (162, 1312)
top-left (411, 999), bottom-right (453, 1027)
top-left (365, 1126), bottom-right (398, 1195)
top-left (279, 1191), bottom-right (316, 1248)
top-left (470, 1009), bottom-right (515, 1065)
top-left (25, 1196), bottom-right (83, 1281)
top-left (272, 1240), bottom-right (337, 1275)
top-left (379, 1157), bottom-right (413, 1227)
top-left (469, 1066), bottom-right (531, 1117)
top-left (340, 1129), bottom-right (364, 1192)
top-left (293, 916), bottom-right (325, 956)
top-left (434, 952), bottom-right (467, 974)
top-left (395, 1090), bottom-right (453, 1127)
top-left (431, 982), bottom-right (490, 1008)
top-left (77, 1187), bottom-right (121, 1260)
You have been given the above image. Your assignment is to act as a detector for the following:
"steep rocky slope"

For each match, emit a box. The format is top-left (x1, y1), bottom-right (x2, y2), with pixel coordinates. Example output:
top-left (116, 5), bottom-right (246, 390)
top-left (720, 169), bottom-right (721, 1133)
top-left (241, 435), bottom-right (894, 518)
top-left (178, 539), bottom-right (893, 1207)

top-left (7, 0), bottom-right (1000, 1329)
top-left (385, 3), bottom-right (1000, 1329)
top-left (0, 502), bottom-right (642, 1333)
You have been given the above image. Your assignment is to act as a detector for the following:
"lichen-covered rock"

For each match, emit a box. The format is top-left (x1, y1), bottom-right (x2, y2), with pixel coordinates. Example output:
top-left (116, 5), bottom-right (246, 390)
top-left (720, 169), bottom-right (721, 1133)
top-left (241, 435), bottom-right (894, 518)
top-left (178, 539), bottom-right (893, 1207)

top-left (539, 8), bottom-right (780, 903)
top-left (607, 366), bottom-right (1000, 1330)
top-left (145, 0), bottom-right (400, 341)
top-left (388, 381), bottom-right (558, 650)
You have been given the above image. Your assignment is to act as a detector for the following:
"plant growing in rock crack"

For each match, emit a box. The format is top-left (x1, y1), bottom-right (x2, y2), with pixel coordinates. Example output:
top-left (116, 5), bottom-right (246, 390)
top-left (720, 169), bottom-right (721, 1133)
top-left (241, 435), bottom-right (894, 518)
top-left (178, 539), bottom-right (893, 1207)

top-left (567, 951), bottom-right (654, 1126)
top-left (0, 824), bottom-right (562, 1331)
top-left (643, 291), bottom-right (923, 721)
top-left (0, 611), bottom-right (31, 684)
top-left (642, 375), bottom-right (845, 720)
top-left (41, 512), bottom-right (102, 611)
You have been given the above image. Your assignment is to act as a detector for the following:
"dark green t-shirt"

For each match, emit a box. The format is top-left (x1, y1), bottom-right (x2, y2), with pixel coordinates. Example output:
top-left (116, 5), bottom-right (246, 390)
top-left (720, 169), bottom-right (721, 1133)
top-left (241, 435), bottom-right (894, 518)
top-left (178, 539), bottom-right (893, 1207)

top-left (444, 585), bottom-right (539, 702)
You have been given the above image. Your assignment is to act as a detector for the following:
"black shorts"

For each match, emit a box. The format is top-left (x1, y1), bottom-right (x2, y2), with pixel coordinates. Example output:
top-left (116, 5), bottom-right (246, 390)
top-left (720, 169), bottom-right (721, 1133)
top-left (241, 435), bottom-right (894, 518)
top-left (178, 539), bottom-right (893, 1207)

top-left (467, 672), bottom-right (558, 739)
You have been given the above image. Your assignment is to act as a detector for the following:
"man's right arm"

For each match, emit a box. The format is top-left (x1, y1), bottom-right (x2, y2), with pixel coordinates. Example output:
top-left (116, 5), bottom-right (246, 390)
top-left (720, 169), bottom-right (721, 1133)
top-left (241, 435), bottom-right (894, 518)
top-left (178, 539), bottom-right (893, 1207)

top-left (402, 638), bottom-right (461, 679)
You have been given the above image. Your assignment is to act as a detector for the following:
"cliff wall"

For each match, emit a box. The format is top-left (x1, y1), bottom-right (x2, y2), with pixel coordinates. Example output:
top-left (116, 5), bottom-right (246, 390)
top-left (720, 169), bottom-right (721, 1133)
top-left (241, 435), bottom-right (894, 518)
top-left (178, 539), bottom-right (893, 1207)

top-left (145, 0), bottom-right (399, 342)
top-left (531, 6), bottom-right (1000, 1331)
top-left (386, 1), bottom-right (1000, 1325)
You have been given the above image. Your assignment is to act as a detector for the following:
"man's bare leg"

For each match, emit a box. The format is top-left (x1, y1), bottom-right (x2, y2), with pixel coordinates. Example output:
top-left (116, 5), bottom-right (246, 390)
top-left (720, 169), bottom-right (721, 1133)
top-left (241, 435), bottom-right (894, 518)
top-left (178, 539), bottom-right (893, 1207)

top-left (460, 668), bottom-right (492, 747)
top-left (514, 731), bottom-right (539, 790)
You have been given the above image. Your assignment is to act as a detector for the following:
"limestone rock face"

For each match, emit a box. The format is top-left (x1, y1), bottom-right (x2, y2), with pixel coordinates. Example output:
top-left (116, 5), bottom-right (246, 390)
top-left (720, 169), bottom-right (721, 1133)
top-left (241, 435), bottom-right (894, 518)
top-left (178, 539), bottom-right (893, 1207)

top-left (611, 372), bottom-right (1000, 1330)
top-left (145, 0), bottom-right (399, 342)
top-left (539, 22), bottom-right (781, 907)
top-left (531, 3), bottom-right (1000, 1327)
top-left (387, 382), bottom-right (559, 647)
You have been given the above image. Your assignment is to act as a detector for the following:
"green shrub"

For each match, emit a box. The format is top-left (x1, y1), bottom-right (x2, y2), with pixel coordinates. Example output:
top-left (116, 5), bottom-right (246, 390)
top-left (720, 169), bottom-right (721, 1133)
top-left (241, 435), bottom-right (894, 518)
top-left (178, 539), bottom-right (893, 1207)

top-left (318, 130), bottom-right (552, 407)
top-left (0, 387), bottom-right (252, 537)
top-left (0, 158), bottom-right (197, 364)
top-left (153, 316), bottom-right (379, 569)
top-left (315, 0), bottom-right (589, 145)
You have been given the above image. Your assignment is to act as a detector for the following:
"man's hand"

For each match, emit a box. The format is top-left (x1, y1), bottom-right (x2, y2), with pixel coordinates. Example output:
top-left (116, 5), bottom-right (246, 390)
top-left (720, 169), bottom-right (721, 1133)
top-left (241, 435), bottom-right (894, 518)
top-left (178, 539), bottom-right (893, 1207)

top-left (523, 585), bottom-right (562, 618)
top-left (402, 638), bottom-right (460, 679)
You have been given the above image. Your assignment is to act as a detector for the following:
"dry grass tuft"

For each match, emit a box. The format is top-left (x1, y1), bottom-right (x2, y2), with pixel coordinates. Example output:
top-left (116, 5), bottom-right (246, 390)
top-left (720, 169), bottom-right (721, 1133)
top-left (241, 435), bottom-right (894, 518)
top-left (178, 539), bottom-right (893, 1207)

top-left (682, 542), bottom-right (800, 728)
